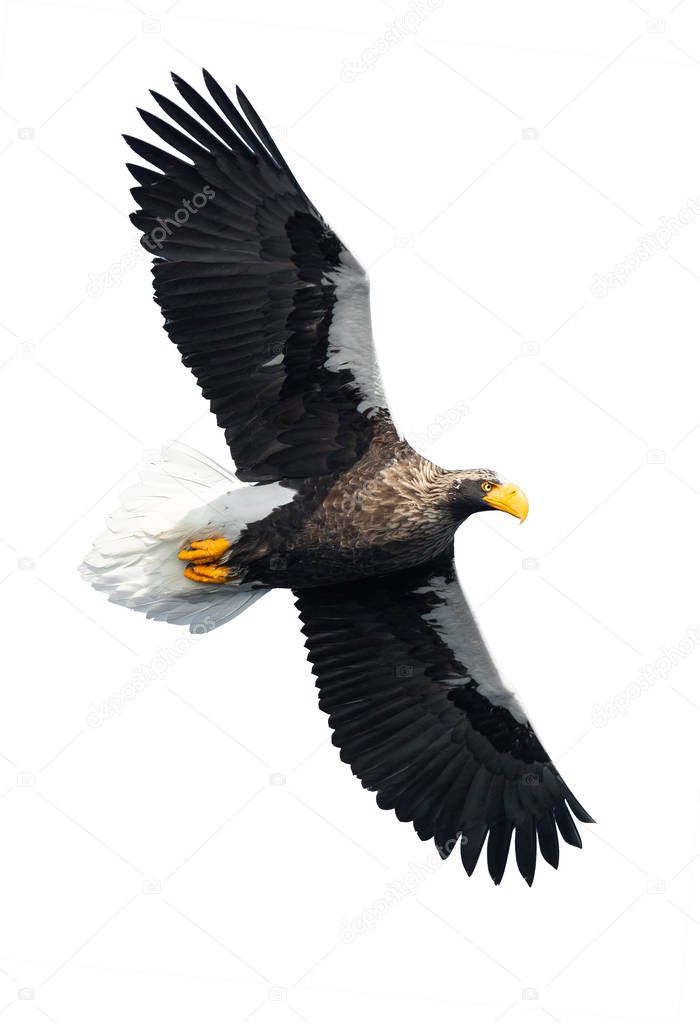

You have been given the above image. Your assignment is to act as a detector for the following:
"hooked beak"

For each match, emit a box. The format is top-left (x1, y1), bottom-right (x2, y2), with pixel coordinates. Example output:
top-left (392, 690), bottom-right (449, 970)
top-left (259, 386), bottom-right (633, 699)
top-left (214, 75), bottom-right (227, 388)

top-left (483, 482), bottom-right (529, 523)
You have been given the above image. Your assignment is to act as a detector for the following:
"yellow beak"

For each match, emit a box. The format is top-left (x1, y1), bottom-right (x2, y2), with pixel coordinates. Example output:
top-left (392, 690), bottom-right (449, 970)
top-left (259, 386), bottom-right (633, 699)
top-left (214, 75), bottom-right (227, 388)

top-left (483, 482), bottom-right (529, 523)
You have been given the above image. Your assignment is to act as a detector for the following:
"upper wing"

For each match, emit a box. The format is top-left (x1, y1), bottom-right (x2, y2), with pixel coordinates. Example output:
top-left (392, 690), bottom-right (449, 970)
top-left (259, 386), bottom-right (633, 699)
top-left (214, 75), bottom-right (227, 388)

top-left (294, 550), bottom-right (593, 885)
top-left (125, 70), bottom-right (397, 483)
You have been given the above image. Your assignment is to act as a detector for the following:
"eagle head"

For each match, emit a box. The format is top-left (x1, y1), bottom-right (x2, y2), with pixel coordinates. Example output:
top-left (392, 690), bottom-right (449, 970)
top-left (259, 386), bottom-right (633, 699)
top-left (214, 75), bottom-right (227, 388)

top-left (447, 470), bottom-right (529, 524)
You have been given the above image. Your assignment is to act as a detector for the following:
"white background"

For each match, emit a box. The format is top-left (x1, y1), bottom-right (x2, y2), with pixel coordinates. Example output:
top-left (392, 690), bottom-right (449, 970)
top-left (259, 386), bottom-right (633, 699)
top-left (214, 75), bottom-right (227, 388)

top-left (2, 0), bottom-right (700, 1020)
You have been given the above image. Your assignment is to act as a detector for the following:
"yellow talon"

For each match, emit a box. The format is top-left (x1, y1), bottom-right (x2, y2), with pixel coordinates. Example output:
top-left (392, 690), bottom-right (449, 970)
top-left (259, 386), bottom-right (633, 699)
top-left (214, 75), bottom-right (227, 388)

top-left (183, 564), bottom-right (231, 584)
top-left (178, 537), bottom-right (231, 563)
top-left (179, 536), bottom-right (233, 584)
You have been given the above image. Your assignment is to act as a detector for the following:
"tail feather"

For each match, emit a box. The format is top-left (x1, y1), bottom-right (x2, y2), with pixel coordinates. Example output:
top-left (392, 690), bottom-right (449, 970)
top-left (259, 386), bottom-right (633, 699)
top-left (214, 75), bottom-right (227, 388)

top-left (80, 442), bottom-right (281, 632)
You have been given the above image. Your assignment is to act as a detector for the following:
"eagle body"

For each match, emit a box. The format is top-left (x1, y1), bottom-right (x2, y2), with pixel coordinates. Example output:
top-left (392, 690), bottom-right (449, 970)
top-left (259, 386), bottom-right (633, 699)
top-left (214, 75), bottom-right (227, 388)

top-left (81, 70), bottom-right (594, 885)
top-left (224, 425), bottom-right (471, 588)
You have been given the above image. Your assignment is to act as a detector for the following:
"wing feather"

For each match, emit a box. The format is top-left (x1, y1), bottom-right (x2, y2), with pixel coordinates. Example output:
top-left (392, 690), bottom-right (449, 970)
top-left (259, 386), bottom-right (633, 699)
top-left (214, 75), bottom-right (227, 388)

top-left (127, 70), bottom-right (396, 482)
top-left (294, 549), bottom-right (593, 885)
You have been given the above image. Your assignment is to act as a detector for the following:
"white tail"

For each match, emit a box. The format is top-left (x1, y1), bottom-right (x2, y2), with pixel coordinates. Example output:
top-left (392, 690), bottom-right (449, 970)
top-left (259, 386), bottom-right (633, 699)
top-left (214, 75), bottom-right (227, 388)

top-left (80, 443), bottom-right (294, 632)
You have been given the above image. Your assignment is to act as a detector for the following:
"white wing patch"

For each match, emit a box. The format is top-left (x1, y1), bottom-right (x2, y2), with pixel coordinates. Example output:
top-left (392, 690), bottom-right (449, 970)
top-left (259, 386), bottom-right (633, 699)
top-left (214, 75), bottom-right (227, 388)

top-left (324, 250), bottom-right (388, 416)
top-left (419, 573), bottom-right (529, 724)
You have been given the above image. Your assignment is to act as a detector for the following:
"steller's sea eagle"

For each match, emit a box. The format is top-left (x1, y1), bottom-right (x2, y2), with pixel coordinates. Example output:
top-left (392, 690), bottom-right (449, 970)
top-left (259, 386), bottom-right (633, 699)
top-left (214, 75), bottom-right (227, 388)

top-left (81, 70), bottom-right (593, 885)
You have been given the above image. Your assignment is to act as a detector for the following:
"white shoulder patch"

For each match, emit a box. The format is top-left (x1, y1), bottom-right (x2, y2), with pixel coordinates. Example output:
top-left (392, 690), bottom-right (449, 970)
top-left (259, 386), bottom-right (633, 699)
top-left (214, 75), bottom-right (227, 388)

top-left (324, 250), bottom-right (388, 416)
top-left (421, 573), bottom-right (528, 724)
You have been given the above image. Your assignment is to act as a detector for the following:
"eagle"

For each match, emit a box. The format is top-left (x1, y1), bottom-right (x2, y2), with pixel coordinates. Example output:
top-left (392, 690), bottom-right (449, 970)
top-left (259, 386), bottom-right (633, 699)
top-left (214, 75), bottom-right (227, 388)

top-left (81, 69), bottom-right (593, 886)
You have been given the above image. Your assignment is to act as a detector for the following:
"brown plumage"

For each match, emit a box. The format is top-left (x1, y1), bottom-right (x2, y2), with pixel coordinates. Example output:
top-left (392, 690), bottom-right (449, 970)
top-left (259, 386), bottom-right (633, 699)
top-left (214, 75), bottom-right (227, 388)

top-left (222, 422), bottom-right (503, 587)
top-left (81, 70), bottom-right (594, 885)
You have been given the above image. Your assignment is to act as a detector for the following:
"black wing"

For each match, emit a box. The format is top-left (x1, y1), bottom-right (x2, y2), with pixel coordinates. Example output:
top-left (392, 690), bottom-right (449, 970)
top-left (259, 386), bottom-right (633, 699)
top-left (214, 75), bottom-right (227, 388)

top-left (294, 550), bottom-right (593, 885)
top-left (126, 70), bottom-right (396, 483)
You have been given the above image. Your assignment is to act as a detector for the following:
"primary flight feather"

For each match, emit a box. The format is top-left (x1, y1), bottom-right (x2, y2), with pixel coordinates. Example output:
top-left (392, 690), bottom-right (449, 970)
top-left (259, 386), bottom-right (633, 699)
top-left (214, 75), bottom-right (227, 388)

top-left (81, 69), bottom-right (593, 885)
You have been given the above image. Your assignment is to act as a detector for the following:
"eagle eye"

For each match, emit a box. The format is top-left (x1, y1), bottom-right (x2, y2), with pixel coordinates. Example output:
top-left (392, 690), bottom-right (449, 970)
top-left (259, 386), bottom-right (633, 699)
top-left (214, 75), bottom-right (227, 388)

top-left (481, 481), bottom-right (493, 493)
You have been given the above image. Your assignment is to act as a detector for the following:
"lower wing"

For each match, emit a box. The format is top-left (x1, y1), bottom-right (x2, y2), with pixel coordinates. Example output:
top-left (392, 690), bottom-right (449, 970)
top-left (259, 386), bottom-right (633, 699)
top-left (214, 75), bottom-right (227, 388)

top-left (293, 548), bottom-right (593, 885)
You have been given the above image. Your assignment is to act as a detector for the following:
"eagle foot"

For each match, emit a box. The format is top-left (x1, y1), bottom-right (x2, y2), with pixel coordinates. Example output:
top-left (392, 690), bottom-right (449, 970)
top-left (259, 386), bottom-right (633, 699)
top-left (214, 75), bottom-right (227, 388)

top-left (183, 563), bottom-right (232, 584)
top-left (179, 537), bottom-right (234, 584)
top-left (178, 537), bottom-right (231, 563)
